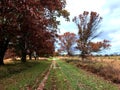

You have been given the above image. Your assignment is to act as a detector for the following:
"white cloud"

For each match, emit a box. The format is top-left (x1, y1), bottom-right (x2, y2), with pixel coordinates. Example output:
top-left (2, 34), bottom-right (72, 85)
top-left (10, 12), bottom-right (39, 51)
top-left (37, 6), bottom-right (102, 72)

top-left (66, 0), bottom-right (105, 17)
top-left (108, 31), bottom-right (120, 46)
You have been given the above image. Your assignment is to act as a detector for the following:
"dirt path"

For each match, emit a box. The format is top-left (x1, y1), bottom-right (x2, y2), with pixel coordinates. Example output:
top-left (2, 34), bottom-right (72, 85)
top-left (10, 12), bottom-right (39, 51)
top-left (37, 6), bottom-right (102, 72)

top-left (36, 60), bottom-right (55, 90)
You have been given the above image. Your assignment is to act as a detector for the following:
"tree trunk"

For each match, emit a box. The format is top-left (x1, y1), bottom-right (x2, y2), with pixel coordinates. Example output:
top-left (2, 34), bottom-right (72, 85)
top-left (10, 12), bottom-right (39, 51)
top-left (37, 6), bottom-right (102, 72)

top-left (81, 54), bottom-right (85, 61)
top-left (20, 39), bottom-right (27, 63)
top-left (34, 56), bottom-right (36, 60)
top-left (0, 39), bottom-right (9, 65)
top-left (0, 53), bottom-right (5, 65)
top-left (68, 51), bottom-right (72, 56)
top-left (81, 51), bottom-right (86, 61)
top-left (21, 50), bottom-right (26, 62)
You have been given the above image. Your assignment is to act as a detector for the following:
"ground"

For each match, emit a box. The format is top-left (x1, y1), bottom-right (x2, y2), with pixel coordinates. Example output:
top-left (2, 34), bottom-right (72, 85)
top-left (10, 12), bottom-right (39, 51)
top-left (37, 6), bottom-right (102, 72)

top-left (0, 57), bottom-right (119, 90)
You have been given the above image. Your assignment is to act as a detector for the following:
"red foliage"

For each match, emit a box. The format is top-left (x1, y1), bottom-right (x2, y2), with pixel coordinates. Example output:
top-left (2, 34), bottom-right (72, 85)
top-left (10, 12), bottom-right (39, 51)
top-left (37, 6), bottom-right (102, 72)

top-left (73, 11), bottom-right (110, 59)
top-left (89, 40), bottom-right (111, 52)
top-left (0, 0), bottom-right (69, 64)
top-left (58, 32), bottom-right (77, 55)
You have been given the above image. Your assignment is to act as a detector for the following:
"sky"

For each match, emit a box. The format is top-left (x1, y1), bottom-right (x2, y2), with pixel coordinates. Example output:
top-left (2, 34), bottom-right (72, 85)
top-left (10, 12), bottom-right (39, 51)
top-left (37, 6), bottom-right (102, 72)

top-left (58, 0), bottom-right (120, 55)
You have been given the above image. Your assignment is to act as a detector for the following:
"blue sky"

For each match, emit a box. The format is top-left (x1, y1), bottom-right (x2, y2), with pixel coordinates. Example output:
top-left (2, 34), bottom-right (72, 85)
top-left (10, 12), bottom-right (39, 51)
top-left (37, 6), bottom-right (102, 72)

top-left (58, 0), bottom-right (120, 55)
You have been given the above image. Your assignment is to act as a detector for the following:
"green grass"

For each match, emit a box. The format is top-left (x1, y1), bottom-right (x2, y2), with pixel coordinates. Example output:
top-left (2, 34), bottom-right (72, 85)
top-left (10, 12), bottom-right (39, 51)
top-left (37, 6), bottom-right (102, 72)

top-left (1, 58), bottom-right (119, 90)
top-left (57, 60), bottom-right (119, 90)
top-left (45, 63), bottom-right (72, 90)
top-left (0, 61), bottom-right (39, 78)
top-left (0, 60), bottom-right (51, 90)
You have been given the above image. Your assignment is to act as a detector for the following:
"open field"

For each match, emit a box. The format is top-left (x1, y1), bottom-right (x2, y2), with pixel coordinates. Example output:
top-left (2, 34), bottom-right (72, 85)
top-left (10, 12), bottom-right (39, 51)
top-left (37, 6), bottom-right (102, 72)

top-left (0, 57), bottom-right (119, 90)
top-left (56, 59), bottom-right (119, 90)
top-left (46, 58), bottom-right (119, 90)
top-left (0, 60), bottom-right (51, 90)
top-left (61, 56), bottom-right (120, 85)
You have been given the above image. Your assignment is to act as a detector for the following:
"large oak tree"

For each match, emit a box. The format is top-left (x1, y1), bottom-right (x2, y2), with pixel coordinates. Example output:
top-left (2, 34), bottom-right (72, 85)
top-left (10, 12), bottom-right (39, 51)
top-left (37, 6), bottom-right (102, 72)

top-left (73, 11), bottom-right (110, 60)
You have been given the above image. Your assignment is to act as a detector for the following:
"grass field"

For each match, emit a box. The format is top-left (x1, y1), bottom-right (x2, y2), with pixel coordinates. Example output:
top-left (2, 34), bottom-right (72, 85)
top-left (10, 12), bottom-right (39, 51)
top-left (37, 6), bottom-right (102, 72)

top-left (45, 60), bottom-right (72, 90)
top-left (61, 56), bottom-right (120, 85)
top-left (0, 57), bottom-right (119, 90)
top-left (0, 60), bottom-right (51, 90)
top-left (56, 59), bottom-right (119, 90)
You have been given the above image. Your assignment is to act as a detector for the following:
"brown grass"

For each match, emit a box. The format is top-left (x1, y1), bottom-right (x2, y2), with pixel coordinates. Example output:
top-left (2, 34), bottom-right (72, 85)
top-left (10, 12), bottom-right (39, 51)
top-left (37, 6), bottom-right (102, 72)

top-left (62, 56), bottom-right (120, 85)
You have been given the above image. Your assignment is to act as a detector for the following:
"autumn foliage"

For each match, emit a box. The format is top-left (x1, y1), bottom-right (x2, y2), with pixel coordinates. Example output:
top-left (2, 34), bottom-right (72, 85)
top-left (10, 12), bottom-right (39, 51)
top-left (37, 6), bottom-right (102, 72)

top-left (89, 40), bottom-right (110, 52)
top-left (73, 11), bottom-right (110, 59)
top-left (58, 32), bottom-right (77, 56)
top-left (0, 0), bottom-right (69, 65)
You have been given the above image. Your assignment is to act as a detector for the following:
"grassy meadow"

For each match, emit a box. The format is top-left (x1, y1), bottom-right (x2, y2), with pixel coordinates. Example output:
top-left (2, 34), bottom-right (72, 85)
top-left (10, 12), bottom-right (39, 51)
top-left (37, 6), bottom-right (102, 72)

top-left (44, 58), bottom-right (119, 90)
top-left (0, 56), bottom-right (120, 90)
top-left (0, 60), bottom-right (51, 90)
top-left (61, 56), bottom-right (120, 85)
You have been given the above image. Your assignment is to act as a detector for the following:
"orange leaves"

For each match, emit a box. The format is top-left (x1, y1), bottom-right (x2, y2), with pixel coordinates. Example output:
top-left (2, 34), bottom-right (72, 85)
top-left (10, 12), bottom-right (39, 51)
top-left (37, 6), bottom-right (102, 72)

top-left (73, 11), bottom-right (110, 57)
top-left (90, 40), bottom-right (110, 52)
top-left (58, 32), bottom-right (77, 55)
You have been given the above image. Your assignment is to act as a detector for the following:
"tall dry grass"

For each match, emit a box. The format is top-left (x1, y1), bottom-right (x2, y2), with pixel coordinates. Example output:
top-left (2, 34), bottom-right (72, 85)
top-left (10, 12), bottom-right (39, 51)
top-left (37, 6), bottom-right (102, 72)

top-left (63, 56), bottom-right (120, 84)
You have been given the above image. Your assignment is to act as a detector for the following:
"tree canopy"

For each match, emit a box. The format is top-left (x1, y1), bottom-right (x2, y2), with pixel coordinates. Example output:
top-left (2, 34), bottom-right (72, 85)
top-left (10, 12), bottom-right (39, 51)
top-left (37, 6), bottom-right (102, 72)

top-left (0, 0), bottom-right (69, 65)
top-left (73, 11), bottom-right (110, 59)
top-left (58, 32), bottom-right (77, 56)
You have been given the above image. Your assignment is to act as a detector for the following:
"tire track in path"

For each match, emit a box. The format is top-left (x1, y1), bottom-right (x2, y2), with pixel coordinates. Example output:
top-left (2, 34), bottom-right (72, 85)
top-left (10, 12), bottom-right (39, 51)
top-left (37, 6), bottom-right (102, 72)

top-left (36, 60), bottom-right (55, 90)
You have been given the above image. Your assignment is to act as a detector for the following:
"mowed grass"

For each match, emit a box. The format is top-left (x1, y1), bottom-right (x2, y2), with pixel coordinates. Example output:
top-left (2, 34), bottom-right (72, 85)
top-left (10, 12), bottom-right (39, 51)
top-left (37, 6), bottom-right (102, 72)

top-left (57, 60), bottom-right (119, 90)
top-left (0, 60), bottom-right (51, 90)
top-left (45, 62), bottom-right (72, 90)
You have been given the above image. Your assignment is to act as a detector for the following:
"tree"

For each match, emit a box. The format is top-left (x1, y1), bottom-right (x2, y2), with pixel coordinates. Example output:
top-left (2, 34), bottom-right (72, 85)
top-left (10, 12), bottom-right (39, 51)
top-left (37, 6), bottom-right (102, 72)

top-left (0, 0), bottom-right (19, 65)
top-left (89, 40), bottom-right (110, 53)
top-left (73, 11), bottom-right (110, 60)
top-left (29, 30), bottom-right (55, 58)
top-left (0, 0), bottom-right (69, 65)
top-left (58, 32), bottom-right (77, 56)
top-left (16, 0), bottom-right (69, 62)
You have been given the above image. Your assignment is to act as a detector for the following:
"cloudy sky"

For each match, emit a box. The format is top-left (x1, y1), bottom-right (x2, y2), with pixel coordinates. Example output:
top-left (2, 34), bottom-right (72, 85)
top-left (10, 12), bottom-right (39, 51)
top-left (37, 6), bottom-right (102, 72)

top-left (58, 0), bottom-right (120, 54)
